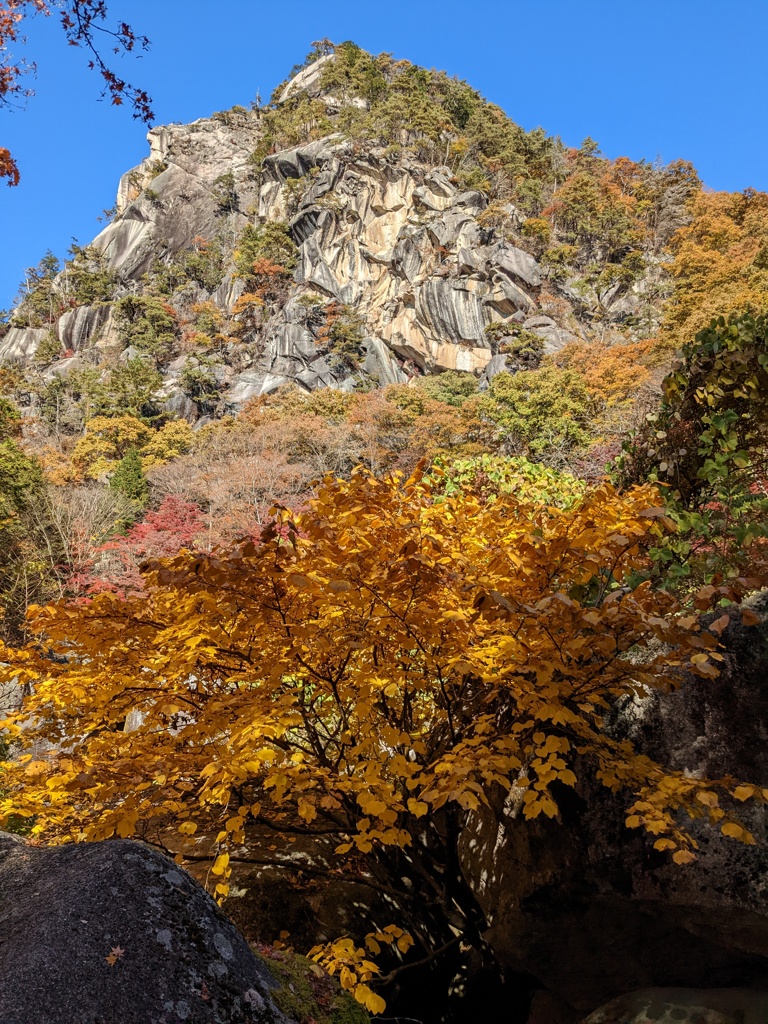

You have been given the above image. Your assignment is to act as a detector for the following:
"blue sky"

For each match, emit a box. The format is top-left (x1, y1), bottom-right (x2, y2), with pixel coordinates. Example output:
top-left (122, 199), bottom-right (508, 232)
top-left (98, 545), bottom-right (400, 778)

top-left (1, 0), bottom-right (766, 310)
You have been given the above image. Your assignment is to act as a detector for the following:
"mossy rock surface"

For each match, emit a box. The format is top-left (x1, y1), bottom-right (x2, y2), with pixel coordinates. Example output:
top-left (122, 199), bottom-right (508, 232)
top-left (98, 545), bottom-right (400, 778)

top-left (254, 946), bottom-right (370, 1024)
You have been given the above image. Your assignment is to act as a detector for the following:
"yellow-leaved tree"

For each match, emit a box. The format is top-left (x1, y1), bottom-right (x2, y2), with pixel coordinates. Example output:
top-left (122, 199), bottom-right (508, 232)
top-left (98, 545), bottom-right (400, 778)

top-left (0, 466), bottom-right (764, 1009)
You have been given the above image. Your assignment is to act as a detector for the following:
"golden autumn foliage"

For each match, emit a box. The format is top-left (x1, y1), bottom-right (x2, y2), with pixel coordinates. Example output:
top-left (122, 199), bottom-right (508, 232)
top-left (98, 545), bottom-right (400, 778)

top-left (1, 468), bottom-right (763, 870)
top-left (663, 188), bottom-right (768, 348)
top-left (553, 339), bottom-right (657, 412)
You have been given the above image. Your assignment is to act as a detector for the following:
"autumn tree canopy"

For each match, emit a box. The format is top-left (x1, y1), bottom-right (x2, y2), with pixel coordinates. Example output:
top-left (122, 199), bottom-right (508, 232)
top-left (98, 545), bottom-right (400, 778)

top-left (0, 0), bottom-right (152, 184)
top-left (1, 466), bottom-right (765, 1005)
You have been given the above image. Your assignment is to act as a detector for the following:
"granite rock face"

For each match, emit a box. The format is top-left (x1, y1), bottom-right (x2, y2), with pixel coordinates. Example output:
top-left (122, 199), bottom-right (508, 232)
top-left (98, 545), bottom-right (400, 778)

top-left (0, 80), bottom-right (599, 401)
top-left (0, 833), bottom-right (295, 1024)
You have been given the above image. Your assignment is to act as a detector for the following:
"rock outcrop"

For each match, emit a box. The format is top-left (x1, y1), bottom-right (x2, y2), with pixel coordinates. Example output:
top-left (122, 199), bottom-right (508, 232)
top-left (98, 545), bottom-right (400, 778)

top-left (0, 832), bottom-right (296, 1024)
top-left (0, 73), bottom-right (606, 407)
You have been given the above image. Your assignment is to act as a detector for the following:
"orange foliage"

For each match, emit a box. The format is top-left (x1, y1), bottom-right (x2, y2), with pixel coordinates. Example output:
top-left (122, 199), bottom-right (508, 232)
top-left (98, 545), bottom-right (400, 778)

top-left (553, 339), bottom-right (657, 410)
top-left (663, 188), bottom-right (768, 347)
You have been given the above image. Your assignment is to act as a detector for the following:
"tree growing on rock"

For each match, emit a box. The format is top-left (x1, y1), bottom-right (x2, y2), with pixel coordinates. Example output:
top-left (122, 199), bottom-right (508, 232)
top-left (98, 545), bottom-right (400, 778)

top-left (1, 466), bottom-right (766, 1007)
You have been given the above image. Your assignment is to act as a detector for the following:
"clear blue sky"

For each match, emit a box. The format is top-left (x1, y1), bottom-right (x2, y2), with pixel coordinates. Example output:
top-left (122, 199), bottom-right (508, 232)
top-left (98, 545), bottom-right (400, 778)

top-left (1, 0), bottom-right (766, 310)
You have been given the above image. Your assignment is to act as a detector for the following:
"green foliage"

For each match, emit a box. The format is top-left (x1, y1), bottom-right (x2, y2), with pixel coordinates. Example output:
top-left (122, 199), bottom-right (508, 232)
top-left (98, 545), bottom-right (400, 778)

top-left (147, 159), bottom-right (168, 180)
top-left (255, 948), bottom-right (369, 1024)
top-left (452, 166), bottom-right (491, 194)
top-left (191, 302), bottom-right (224, 338)
top-left (283, 175), bottom-right (309, 214)
top-left (38, 371), bottom-right (100, 434)
top-left (618, 311), bottom-right (768, 585)
top-left (0, 437), bottom-right (42, 523)
top-left (115, 295), bottom-right (177, 362)
top-left (550, 171), bottom-right (638, 257)
top-left (108, 357), bottom-right (164, 422)
top-left (0, 420), bottom-right (47, 642)
top-left (235, 222), bottom-right (298, 277)
top-left (64, 244), bottom-right (117, 306)
top-left (109, 448), bottom-right (149, 510)
top-left (480, 367), bottom-right (593, 457)
top-left (325, 304), bottom-right (366, 370)
top-left (179, 357), bottom-right (222, 413)
top-left (211, 171), bottom-right (238, 214)
top-left (152, 239), bottom-right (227, 296)
top-left (260, 43), bottom-right (546, 193)
top-left (416, 370), bottom-right (479, 407)
top-left (32, 330), bottom-right (63, 365)
top-left (429, 452), bottom-right (586, 508)
top-left (11, 250), bottom-right (61, 327)
top-left (485, 323), bottom-right (545, 365)
top-left (0, 398), bottom-right (22, 441)
top-left (541, 244), bottom-right (579, 282)
top-left (255, 42), bottom-right (698, 301)
top-left (39, 357), bottom-right (163, 434)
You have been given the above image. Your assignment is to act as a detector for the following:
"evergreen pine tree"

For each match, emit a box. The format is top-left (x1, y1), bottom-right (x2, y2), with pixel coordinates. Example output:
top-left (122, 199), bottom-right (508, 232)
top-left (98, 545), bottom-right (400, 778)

top-left (109, 448), bottom-right (149, 509)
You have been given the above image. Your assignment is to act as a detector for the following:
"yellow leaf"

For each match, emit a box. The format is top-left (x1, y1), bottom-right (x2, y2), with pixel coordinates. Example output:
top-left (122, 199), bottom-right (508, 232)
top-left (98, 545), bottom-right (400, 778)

top-left (653, 839), bottom-right (676, 851)
top-left (732, 785), bottom-right (755, 802)
top-left (211, 852), bottom-right (230, 876)
top-left (355, 984), bottom-right (386, 1014)
top-left (178, 821), bottom-right (197, 836)
top-left (672, 849), bottom-right (697, 865)
top-left (721, 822), bottom-right (756, 843)
top-left (116, 816), bottom-right (136, 839)
top-left (407, 799), bottom-right (428, 818)
top-left (695, 790), bottom-right (718, 808)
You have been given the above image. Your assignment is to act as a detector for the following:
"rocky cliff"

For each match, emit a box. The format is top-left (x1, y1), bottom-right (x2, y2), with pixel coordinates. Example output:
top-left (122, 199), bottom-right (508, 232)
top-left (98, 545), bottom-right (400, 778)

top-left (0, 44), bottom-right (673, 419)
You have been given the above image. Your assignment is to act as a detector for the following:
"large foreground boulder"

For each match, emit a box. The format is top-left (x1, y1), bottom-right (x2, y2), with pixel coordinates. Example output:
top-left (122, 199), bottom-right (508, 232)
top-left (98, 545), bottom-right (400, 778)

top-left (0, 833), bottom-right (296, 1024)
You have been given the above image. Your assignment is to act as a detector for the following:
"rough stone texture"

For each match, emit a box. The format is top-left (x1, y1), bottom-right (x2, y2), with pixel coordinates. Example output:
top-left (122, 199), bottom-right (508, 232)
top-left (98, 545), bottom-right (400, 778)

top-left (459, 597), bottom-right (768, 1017)
top-left (0, 833), bottom-right (295, 1024)
top-left (1, 60), bottom-right (658, 400)
top-left (581, 988), bottom-right (768, 1024)
top-left (101, 116), bottom-right (262, 283)
top-left (56, 304), bottom-right (112, 352)
top-left (277, 55), bottom-right (334, 103)
top-left (0, 326), bottom-right (48, 362)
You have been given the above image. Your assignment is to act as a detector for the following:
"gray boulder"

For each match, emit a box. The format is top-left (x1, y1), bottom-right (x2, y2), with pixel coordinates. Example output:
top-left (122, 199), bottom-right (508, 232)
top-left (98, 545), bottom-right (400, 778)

top-left (491, 243), bottom-right (542, 289)
top-left (581, 987), bottom-right (768, 1024)
top-left (0, 834), bottom-right (295, 1024)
